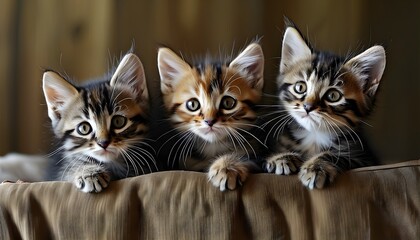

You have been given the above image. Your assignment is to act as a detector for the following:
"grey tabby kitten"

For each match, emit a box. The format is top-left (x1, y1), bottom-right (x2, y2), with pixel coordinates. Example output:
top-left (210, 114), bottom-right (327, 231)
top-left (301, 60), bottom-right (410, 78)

top-left (43, 53), bottom-right (156, 193)
top-left (157, 43), bottom-right (265, 191)
top-left (264, 23), bottom-right (386, 189)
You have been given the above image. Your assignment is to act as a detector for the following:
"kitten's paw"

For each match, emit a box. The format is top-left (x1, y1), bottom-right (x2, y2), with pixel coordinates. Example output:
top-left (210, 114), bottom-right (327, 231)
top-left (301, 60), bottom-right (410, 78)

top-left (74, 172), bottom-right (111, 193)
top-left (264, 153), bottom-right (301, 175)
top-left (208, 154), bottom-right (250, 191)
top-left (298, 158), bottom-right (337, 190)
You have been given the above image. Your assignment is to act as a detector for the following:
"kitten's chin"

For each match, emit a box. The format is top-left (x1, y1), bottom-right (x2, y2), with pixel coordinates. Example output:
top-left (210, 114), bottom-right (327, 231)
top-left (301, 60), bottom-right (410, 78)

top-left (195, 132), bottom-right (217, 143)
top-left (194, 128), bottom-right (224, 143)
top-left (292, 112), bottom-right (322, 131)
top-left (201, 134), bottom-right (219, 143)
top-left (90, 150), bottom-right (119, 163)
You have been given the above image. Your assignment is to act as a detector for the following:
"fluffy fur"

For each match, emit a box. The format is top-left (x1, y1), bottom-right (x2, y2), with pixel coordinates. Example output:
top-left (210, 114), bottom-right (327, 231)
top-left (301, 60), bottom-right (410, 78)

top-left (157, 43), bottom-right (265, 191)
top-left (43, 53), bottom-right (156, 193)
top-left (264, 23), bottom-right (386, 189)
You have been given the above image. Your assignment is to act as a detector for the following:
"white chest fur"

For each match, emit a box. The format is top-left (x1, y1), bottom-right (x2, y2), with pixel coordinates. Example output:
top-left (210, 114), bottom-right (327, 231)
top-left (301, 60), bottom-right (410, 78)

top-left (293, 128), bottom-right (333, 156)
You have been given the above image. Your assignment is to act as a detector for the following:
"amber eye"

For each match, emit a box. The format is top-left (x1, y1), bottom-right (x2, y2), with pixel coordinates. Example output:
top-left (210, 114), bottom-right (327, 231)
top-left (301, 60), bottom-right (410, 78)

top-left (220, 96), bottom-right (237, 110)
top-left (77, 122), bottom-right (92, 135)
top-left (294, 81), bottom-right (307, 94)
top-left (186, 98), bottom-right (200, 111)
top-left (325, 89), bottom-right (342, 102)
top-left (111, 115), bottom-right (127, 129)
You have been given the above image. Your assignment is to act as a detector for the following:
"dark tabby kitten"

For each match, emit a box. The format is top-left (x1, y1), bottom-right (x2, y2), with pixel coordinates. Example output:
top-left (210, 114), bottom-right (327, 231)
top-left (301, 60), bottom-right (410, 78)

top-left (157, 43), bottom-right (265, 191)
top-left (43, 53), bottom-right (156, 193)
top-left (264, 24), bottom-right (386, 189)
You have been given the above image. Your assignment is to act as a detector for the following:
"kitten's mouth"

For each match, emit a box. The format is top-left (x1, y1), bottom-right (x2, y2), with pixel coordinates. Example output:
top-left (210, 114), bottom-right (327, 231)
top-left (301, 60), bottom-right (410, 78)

top-left (92, 148), bottom-right (118, 161)
top-left (293, 111), bottom-right (324, 130)
top-left (98, 150), bottom-right (112, 155)
top-left (297, 111), bottom-right (316, 120)
top-left (194, 126), bottom-right (224, 143)
top-left (295, 112), bottom-right (310, 119)
top-left (301, 114), bottom-right (312, 119)
top-left (203, 127), bottom-right (215, 134)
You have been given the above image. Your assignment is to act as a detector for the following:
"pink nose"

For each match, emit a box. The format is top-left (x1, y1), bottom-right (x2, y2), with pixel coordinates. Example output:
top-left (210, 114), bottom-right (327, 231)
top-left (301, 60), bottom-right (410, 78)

top-left (303, 103), bottom-right (316, 114)
top-left (204, 119), bottom-right (216, 127)
top-left (97, 140), bottom-right (110, 149)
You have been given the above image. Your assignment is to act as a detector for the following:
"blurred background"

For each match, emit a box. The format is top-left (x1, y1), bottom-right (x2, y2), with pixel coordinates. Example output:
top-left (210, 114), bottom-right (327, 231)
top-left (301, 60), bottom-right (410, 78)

top-left (0, 0), bottom-right (419, 164)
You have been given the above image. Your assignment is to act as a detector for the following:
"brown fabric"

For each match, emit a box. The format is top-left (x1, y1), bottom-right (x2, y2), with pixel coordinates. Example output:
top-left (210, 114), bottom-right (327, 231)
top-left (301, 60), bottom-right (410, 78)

top-left (0, 160), bottom-right (419, 240)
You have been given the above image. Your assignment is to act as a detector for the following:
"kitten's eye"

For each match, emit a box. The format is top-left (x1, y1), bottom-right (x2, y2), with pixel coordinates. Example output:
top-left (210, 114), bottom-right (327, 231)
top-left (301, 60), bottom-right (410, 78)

top-left (112, 115), bottom-right (127, 129)
top-left (294, 81), bottom-right (307, 94)
top-left (186, 98), bottom-right (200, 112)
top-left (325, 89), bottom-right (342, 102)
top-left (220, 96), bottom-right (237, 110)
top-left (77, 122), bottom-right (92, 135)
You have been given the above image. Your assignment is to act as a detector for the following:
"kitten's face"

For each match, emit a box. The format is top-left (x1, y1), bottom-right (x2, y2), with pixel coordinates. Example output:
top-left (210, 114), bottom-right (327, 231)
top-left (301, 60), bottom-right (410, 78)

top-left (56, 83), bottom-right (146, 162)
top-left (279, 27), bottom-right (386, 131)
top-left (167, 64), bottom-right (260, 142)
top-left (158, 43), bottom-right (264, 143)
top-left (43, 53), bottom-right (149, 163)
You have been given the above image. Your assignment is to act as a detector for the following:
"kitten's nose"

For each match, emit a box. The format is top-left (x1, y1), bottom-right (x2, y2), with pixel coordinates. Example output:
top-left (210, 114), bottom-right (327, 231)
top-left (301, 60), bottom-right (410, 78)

top-left (97, 140), bottom-right (110, 149)
top-left (204, 119), bottom-right (216, 127)
top-left (303, 103), bottom-right (316, 114)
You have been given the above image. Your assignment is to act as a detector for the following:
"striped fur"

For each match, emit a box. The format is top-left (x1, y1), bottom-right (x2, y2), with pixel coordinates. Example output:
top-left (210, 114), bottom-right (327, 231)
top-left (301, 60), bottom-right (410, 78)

top-left (158, 43), bottom-right (265, 191)
top-left (264, 24), bottom-right (386, 189)
top-left (43, 53), bottom-right (156, 193)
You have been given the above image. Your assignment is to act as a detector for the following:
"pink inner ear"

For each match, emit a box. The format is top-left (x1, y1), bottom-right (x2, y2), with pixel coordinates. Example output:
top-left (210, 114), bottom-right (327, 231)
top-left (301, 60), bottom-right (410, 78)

top-left (244, 62), bottom-right (259, 77)
top-left (46, 87), bottom-right (67, 107)
top-left (45, 88), bottom-right (58, 102)
top-left (161, 63), bottom-right (178, 80)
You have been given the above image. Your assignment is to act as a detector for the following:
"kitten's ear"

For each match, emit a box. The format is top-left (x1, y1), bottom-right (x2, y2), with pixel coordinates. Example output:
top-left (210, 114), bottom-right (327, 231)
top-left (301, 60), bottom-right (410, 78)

top-left (229, 43), bottom-right (264, 90)
top-left (345, 46), bottom-right (386, 98)
top-left (157, 47), bottom-right (192, 94)
top-left (280, 27), bottom-right (312, 73)
top-left (43, 71), bottom-right (78, 126)
top-left (110, 53), bottom-right (148, 103)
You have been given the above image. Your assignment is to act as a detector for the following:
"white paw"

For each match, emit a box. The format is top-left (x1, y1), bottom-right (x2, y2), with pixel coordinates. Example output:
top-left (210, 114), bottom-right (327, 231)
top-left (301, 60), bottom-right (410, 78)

top-left (264, 153), bottom-right (301, 175)
top-left (74, 172), bottom-right (111, 193)
top-left (208, 155), bottom-right (250, 191)
top-left (298, 159), bottom-right (337, 189)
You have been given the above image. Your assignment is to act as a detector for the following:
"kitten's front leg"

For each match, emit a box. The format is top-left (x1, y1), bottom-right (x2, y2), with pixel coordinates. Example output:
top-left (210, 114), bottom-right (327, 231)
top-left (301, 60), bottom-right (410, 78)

top-left (208, 153), bottom-right (254, 191)
top-left (298, 152), bottom-right (338, 189)
top-left (70, 164), bottom-right (111, 193)
top-left (264, 152), bottom-right (302, 175)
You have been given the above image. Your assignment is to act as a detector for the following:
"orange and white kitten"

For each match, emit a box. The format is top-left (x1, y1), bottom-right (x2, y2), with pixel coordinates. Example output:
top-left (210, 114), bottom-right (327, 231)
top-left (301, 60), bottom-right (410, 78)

top-left (157, 43), bottom-right (264, 191)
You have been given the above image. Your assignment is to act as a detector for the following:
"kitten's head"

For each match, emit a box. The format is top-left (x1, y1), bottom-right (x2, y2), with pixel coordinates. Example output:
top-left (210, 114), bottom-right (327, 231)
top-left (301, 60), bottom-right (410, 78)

top-left (43, 53), bottom-right (149, 163)
top-left (278, 26), bottom-right (386, 131)
top-left (157, 43), bottom-right (264, 143)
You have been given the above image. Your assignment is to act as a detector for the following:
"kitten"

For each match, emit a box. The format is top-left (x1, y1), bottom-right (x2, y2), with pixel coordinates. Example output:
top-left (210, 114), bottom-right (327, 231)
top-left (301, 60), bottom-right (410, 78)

top-left (264, 23), bottom-right (386, 189)
top-left (157, 43), bottom-right (265, 191)
top-left (43, 53), bottom-right (157, 193)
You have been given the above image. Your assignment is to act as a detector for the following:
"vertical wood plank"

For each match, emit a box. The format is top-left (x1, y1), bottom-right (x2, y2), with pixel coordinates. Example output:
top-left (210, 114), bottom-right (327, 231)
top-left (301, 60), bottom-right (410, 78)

top-left (14, 0), bottom-right (114, 154)
top-left (0, 0), bottom-right (17, 155)
top-left (363, 0), bottom-right (420, 162)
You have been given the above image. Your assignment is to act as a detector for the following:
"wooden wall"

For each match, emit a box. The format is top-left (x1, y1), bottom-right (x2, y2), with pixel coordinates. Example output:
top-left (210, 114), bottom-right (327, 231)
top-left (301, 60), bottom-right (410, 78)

top-left (0, 0), bottom-right (419, 163)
